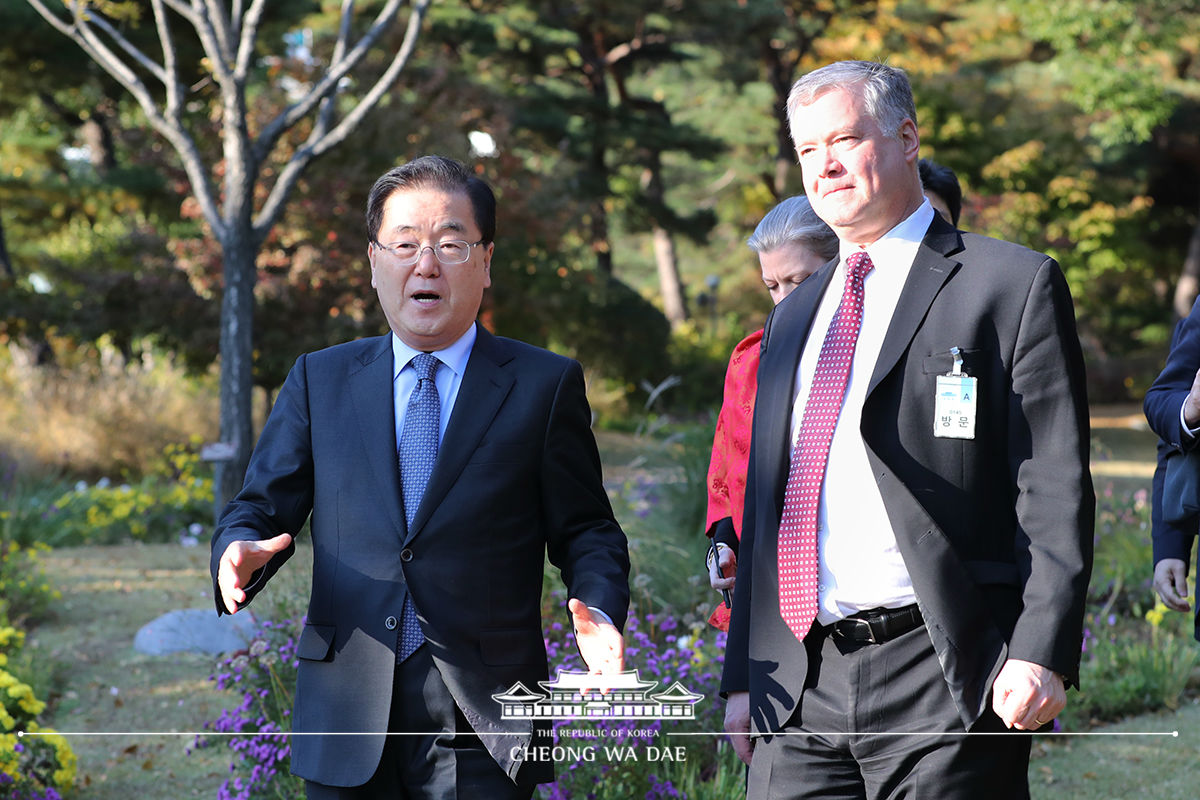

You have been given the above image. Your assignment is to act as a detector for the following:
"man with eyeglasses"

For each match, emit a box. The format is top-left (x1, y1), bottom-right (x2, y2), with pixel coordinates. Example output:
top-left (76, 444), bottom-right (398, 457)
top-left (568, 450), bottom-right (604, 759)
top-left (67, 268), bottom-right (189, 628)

top-left (211, 155), bottom-right (630, 799)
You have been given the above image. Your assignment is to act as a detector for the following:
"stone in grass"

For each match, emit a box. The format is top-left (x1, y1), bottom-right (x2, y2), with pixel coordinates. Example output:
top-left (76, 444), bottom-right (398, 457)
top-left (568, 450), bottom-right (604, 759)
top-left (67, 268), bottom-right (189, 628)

top-left (134, 608), bottom-right (260, 656)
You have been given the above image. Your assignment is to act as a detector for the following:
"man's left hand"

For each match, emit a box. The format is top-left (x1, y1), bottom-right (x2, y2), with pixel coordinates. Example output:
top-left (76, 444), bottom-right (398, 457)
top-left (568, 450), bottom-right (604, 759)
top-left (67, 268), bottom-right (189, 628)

top-left (991, 658), bottom-right (1065, 730)
top-left (568, 598), bottom-right (625, 677)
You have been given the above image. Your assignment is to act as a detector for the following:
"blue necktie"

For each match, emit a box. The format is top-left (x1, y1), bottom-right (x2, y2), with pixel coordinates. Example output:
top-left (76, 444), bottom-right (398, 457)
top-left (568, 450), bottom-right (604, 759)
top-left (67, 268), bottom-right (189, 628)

top-left (397, 352), bottom-right (441, 663)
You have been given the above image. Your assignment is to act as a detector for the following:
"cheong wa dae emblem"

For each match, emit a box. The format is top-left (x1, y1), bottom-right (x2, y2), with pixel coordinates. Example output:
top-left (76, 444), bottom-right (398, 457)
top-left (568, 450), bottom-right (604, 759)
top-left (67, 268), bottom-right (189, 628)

top-left (492, 669), bottom-right (703, 720)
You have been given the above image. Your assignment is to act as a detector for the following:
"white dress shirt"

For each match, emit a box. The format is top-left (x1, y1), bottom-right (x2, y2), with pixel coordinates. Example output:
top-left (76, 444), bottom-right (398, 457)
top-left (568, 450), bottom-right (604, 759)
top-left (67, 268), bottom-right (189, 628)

top-left (789, 201), bottom-right (936, 624)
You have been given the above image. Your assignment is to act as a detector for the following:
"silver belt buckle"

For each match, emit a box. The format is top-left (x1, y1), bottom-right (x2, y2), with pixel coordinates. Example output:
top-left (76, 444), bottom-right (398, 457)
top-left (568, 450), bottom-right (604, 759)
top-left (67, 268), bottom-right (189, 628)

top-left (845, 617), bottom-right (878, 643)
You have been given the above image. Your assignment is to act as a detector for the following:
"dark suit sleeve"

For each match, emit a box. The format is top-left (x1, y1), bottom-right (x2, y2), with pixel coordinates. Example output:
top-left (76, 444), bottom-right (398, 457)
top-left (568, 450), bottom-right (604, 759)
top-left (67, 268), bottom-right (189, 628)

top-left (1151, 441), bottom-right (1197, 567)
top-left (541, 359), bottom-right (631, 631)
top-left (208, 354), bottom-right (310, 614)
top-left (710, 517), bottom-right (738, 554)
top-left (1004, 259), bottom-right (1095, 685)
top-left (1147, 314), bottom-right (1200, 577)
top-left (1145, 300), bottom-right (1200, 451)
top-left (719, 436), bottom-right (756, 696)
top-left (721, 309), bottom-right (776, 696)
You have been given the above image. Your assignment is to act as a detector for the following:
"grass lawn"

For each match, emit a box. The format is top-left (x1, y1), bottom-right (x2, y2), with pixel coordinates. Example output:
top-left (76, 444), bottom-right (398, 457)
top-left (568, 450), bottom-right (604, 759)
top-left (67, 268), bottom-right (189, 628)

top-left (27, 542), bottom-right (309, 798)
top-left (1031, 701), bottom-right (1200, 799)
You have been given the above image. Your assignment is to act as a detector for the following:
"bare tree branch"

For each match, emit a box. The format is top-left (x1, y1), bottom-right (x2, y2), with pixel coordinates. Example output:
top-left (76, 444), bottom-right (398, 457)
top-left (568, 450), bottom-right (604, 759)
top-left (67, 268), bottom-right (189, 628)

top-left (188, 1), bottom-right (236, 86)
top-left (233, 0), bottom-right (269, 81)
top-left (252, 0), bottom-right (412, 166)
top-left (25, 0), bottom-right (226, 240)
top-left (254, 0), bottom-right (432, 237)
top-left (161, 0), bottom-right (201, 28)
top-left (85, 10), bottom-right (169, 85)
top-left (202, 0), bottom-right (235, 64)
top-left (230, 0), bottom-right (246, 43)
top-left (331, 0), bottom-right (356, 65)
top-left (150, 0), bottom-right (183, 118)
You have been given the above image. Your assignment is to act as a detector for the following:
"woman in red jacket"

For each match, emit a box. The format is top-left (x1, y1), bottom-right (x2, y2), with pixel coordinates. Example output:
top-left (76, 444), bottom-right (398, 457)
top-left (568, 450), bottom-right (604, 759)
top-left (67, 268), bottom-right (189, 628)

top-left (704, 195), bottom-right (839, 630)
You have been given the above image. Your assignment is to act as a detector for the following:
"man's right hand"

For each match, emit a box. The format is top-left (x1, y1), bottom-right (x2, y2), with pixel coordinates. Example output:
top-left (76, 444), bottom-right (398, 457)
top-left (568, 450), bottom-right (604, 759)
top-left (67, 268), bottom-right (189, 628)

top-left (217, 533), bottom-right (293, 614)
top-left (1154, 558), bottom-right (1192, 612)
top-left (724, 690), bottom-right (754, 765)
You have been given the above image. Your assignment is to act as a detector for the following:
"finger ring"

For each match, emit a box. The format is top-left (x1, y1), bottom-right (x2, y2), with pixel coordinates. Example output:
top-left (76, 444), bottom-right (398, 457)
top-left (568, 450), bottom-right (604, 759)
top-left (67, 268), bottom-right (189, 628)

top-left (1034, 718), bottom-right (1046, 725)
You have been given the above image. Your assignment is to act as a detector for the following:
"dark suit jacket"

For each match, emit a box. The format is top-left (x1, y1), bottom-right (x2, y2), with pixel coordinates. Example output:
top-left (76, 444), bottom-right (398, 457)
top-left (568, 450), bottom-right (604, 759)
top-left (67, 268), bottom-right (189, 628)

top-left (1144, 304), bottom-right (1200, 640)
top-left (720, 215), bottom-right (1094, 735)
top-left (209, 325), bottom-right (630, 787)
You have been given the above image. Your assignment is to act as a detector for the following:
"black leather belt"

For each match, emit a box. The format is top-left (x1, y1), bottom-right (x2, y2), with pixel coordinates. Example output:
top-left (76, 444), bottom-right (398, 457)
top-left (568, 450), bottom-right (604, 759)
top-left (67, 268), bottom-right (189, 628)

top-left (830, 604), bottom-right (923, 644)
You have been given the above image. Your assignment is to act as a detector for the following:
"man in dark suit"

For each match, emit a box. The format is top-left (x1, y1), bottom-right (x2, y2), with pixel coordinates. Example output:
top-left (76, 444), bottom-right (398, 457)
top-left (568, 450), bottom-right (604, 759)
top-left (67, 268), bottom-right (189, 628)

top-left (1144, 301), bottom-right (1200, 641)
top-left (211, 155), bottom-right (630, 799)
top-left (720, 61), bottom-right (1093, 798)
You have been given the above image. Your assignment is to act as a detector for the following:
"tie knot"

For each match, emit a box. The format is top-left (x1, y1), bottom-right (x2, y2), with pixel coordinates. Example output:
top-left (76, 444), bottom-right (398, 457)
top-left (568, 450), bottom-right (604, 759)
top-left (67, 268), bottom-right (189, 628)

top-left (846, 250), bottom-right (874, 279)
top-left (412, 352), bottom-right (440, 382)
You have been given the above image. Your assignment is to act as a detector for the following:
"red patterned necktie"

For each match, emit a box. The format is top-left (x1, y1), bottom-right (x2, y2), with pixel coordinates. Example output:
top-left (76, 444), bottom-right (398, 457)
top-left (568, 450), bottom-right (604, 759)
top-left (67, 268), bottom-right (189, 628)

top-left (778, 251), bottom-right (874, 641)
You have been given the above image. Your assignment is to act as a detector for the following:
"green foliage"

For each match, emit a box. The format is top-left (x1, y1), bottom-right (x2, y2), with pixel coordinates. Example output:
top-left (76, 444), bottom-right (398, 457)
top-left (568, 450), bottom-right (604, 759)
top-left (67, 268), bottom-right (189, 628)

top-left (203, 620), bottom-right (305, 800)
top-left (606, 418), bottom-right (715, 618)
top-left (1063, 604), bottom-right (1200, 729)
top-left (1090, 481), bottom-right (1153, 616)
top-left (0, 626), bottom-right (78, 798)
top-left (8, 443), bottom-right (214, 548)
top-left (489, 241), bottom-right (673, 387)
top-left (0, 538), bottom-right (58, 633)
top-left (1065, 474), bottom-right (1200, 730)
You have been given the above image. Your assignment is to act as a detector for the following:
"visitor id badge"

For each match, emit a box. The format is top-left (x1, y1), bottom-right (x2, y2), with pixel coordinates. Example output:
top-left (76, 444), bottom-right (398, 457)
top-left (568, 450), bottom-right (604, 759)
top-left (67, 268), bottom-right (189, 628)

top-left (934, 347), bottom-right (976, 439)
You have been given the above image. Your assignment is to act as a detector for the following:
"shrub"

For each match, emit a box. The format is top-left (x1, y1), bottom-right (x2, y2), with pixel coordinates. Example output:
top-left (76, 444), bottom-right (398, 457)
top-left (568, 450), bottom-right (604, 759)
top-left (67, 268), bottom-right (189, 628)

top-left (1062, 600), bottom-right (1200, 729)
top-left (0, 627), bottom-right (77, 800)
top-left (1089, 481), bottom-right (1153, 618)
top-left (198, 619), bottom-right (304, 800)
top-left (10, 442), bottom-right (214, 548)
top-left (0, 540), bottom-right (58, 631)
top-left (0, 336), bottom-right (217, 478)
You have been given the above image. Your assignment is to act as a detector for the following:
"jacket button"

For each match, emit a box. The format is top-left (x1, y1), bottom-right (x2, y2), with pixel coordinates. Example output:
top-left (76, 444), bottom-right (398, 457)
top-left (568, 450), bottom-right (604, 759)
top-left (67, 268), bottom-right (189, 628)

top-left (400, 548), bottom-right (413, 562)
top-left (385, 616), bottom-right (398, 630)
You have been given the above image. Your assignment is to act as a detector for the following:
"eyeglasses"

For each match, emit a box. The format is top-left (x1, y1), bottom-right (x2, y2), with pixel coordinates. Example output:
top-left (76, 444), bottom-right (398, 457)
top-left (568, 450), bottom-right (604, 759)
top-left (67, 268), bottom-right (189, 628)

top-left (373, 239), bottom-right (485, 266)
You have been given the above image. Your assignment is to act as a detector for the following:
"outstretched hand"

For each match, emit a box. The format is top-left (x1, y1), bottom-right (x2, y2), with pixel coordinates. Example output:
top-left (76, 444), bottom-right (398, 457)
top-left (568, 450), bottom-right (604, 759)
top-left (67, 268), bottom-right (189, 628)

top-left (568, 598), bottom-right (624, 680)
top-left (217, 533), bottom-right (294, 614)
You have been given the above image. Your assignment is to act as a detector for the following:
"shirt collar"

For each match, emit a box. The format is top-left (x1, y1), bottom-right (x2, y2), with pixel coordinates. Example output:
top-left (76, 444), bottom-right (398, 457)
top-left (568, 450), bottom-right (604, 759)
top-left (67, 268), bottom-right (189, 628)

top-left (838, 200), bottom-right (936, 267)
top-left (391, 322), bottom-right (478, 380)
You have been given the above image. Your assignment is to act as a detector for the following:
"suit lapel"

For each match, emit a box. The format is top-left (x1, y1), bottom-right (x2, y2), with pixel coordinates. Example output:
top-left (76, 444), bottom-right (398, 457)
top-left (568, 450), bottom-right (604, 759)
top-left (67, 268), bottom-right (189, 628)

top-left (349, 335), bottom-right (406, 538)
top-left (867, 219), bottom-right (963, 395)
top-left (404, 326), bottom-right (515, 544)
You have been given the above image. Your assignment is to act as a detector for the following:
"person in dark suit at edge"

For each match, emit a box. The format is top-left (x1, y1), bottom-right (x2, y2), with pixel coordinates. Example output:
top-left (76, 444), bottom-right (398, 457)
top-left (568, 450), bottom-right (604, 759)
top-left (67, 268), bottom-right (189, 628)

top-left (1144, 299), bottom-right (1200, 642)
top-left (720, 60), bottom-right (1094, 799)
top-left (918, 157), bottom-right (962, 228)
top-left (211, 155), bottom-right (630, 799)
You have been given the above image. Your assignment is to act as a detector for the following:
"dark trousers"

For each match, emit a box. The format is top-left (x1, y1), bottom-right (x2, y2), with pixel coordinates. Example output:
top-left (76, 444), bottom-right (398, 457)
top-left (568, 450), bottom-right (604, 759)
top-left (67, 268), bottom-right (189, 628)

top-left (305, 646), bottom-right (534, 800)
top-left (747, 624), bottom-right (1031, 800)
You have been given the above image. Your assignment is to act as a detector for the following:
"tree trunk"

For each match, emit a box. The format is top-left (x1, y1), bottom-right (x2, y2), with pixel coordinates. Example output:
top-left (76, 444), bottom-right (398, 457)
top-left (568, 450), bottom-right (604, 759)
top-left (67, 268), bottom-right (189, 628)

top-left (641, 159), bottom-right (688, 328)
top-left (213, 231), bottom-right (257, 518)
top-left (0, 203), bottom-right (13, 278)
top-left (764, 43), bottom-right (795, 200)
top-left (653, 225), bottom-right (687, 328)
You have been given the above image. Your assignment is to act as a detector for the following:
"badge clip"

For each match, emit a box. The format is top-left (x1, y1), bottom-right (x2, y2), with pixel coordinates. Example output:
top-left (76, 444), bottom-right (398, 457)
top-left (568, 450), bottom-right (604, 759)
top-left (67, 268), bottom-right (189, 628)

top-left (948, 346), bottom-right (964, 376)
top-left (934, 347), bottom-right (976, 440)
